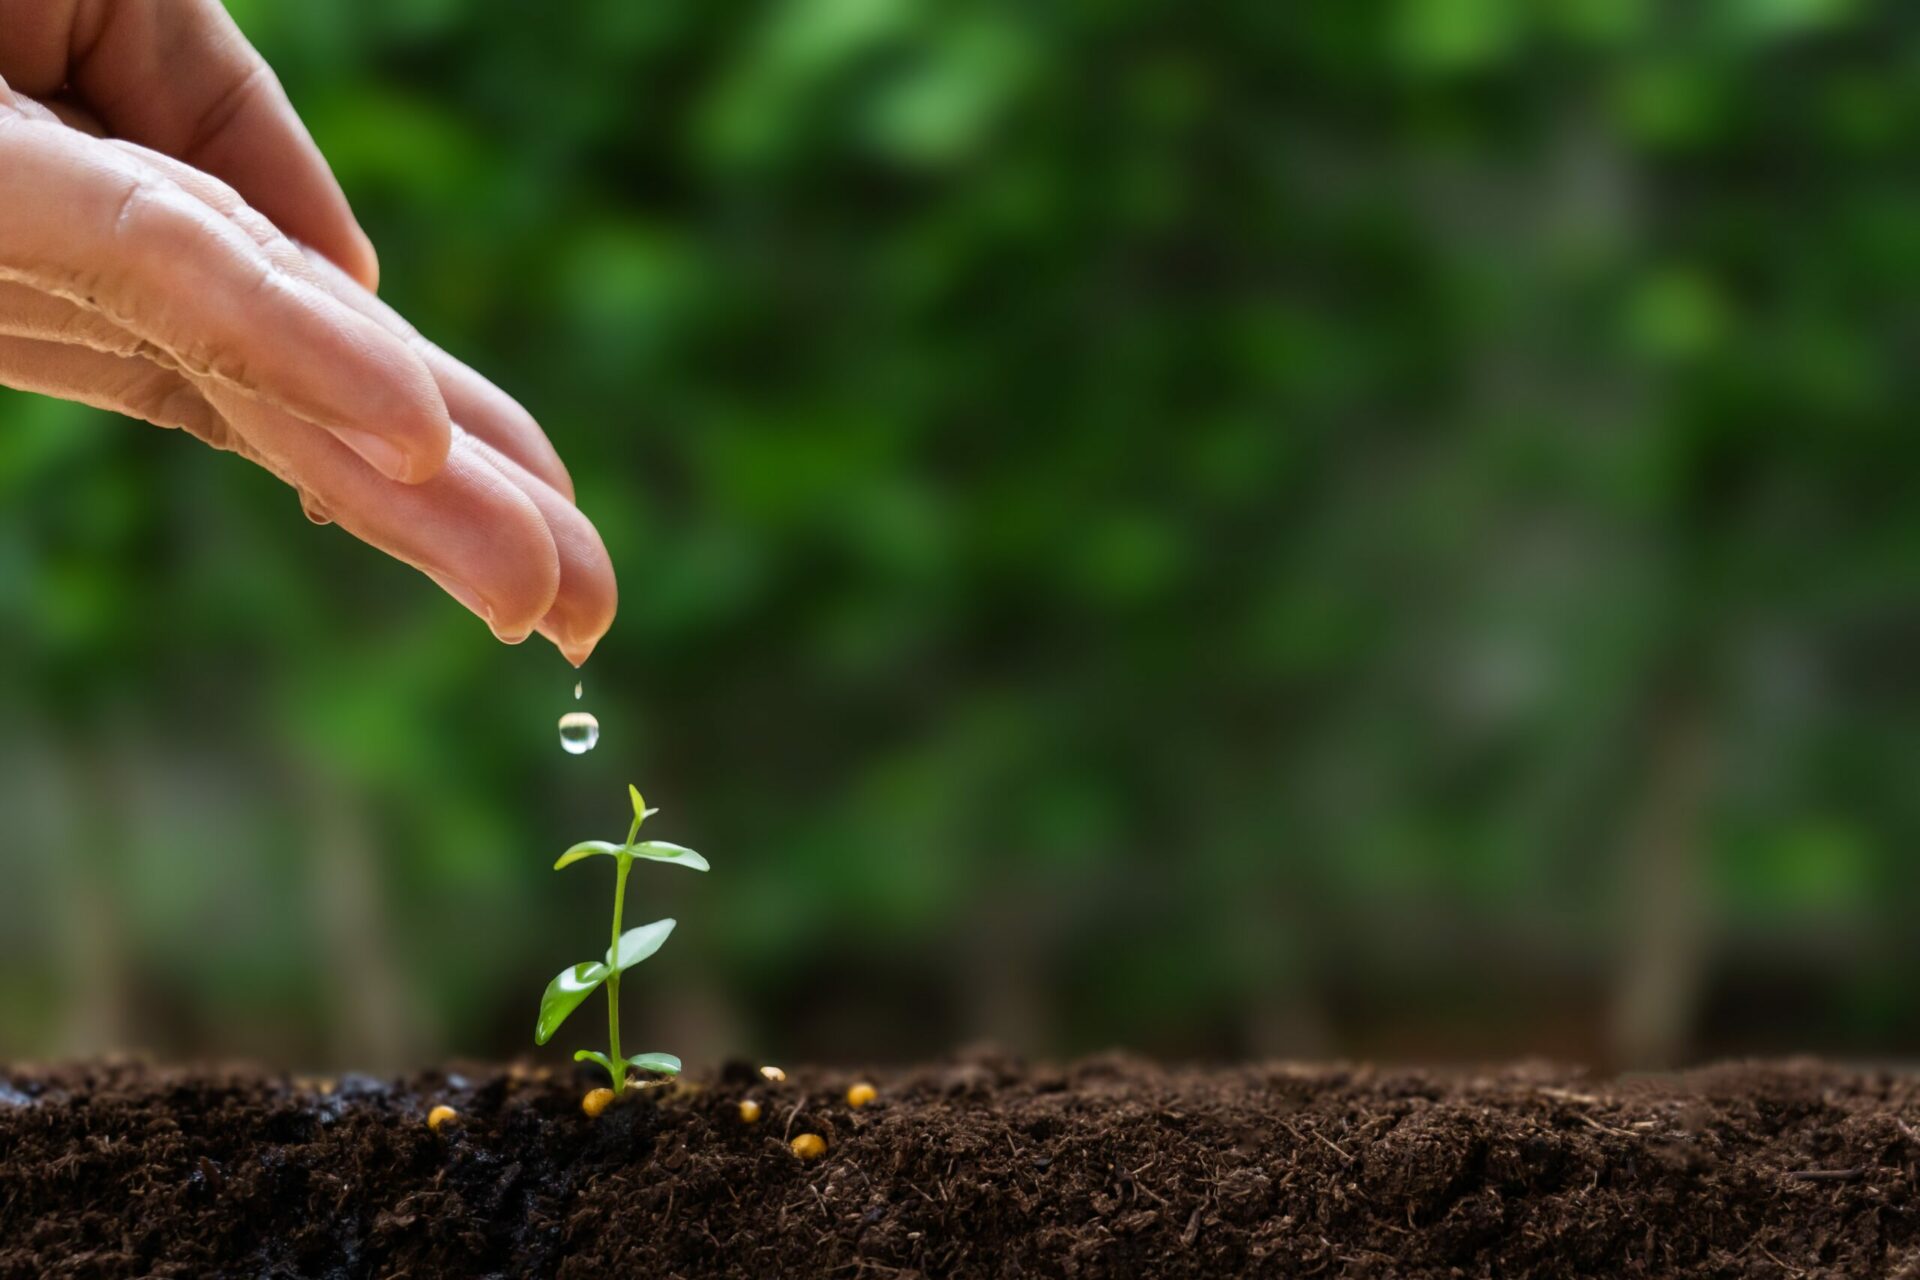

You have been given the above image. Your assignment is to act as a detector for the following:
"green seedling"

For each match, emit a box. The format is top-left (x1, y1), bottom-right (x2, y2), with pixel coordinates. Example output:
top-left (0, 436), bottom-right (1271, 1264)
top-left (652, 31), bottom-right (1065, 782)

top-left (535, 784), bottom-right (710, 1096)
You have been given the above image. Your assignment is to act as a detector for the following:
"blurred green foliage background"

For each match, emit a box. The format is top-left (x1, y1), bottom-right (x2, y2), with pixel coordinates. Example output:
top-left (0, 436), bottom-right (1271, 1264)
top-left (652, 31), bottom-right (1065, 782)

top-left (2, 0), bottom-right (1917, 1071)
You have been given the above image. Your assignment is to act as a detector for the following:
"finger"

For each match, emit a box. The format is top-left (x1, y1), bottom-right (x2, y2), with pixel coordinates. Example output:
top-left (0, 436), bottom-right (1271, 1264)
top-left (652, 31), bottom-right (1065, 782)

top-left (201, 382), bottom-right (564, 643)
top-left (464, 436), bottom-right (616, 666)
top-left (0, 279), bottom-right (147, 352)
top-left (297, 247), bottom-right (577, 500)
top-left (0, 0), bottom-right (379, 287)
top-left (0, 331), bottom-right (224, 443)
top-left (0, 335), bottom-right (338, 528)
top-left (108, 145), bottom-right (577, 501)
top-left (33, 91), bottom-right (105, 137)
top-left (0, 111), bottom-right (449, 481)
top-left (0, 332), bottom-right (566, 642)
top-left (0, 272), bottom-right (608, 656)
top-left (104, 139), bottom-right (310, 274)
top-left (1, 90), bottom-right (76, 130)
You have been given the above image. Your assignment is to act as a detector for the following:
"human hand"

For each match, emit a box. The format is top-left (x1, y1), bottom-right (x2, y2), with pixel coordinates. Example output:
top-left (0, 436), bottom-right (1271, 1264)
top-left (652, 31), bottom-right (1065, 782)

top-left (0, 0), bottom-right (614, 663)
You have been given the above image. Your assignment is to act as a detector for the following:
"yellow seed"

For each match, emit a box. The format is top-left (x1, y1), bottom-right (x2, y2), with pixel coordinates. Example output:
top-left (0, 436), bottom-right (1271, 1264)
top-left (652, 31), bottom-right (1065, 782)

top-left (760, 1065), bottom-right (786, 1083)
top-left (790, 1133), bottom-right (827, 1160)
top-left (738, 1099), bottom-right (762, 1124)
top-left (846, 1082), bottom-right (877, 1109)
top-left (582, 1088), bottom-right (615, 1118)
top-left (427, 1105), bottom-right (458, 1132)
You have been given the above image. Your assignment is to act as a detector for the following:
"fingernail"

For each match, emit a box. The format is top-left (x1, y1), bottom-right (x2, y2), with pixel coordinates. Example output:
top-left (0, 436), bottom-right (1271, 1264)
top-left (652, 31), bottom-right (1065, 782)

top-left (351, 226), bottom-right (382, 292)
top-left (333, 427), bottom-right (414, 481)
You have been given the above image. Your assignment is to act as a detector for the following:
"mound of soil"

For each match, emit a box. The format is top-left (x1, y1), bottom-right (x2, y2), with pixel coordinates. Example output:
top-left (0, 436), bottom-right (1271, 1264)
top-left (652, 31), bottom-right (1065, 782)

top-left (3, 1053), bottom-right (1918, 1278)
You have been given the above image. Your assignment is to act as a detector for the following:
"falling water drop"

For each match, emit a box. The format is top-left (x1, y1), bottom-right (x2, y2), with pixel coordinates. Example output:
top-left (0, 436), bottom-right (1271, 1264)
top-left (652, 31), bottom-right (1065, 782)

top-left (574, 680), bottom-right (583, 700)
top-left (558, 710), bottom-right (600, 755)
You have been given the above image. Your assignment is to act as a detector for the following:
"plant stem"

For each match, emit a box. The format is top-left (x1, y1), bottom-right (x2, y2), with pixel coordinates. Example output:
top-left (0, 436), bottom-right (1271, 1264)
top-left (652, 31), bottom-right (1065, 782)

top-left (605, 811), bottom-right (642, 1095)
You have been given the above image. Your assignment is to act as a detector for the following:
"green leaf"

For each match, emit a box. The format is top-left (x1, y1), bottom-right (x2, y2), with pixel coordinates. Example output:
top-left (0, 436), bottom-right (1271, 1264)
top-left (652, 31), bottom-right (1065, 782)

top-left (626, 1052), bottom-right (682, 1076)
top-left (554, 840), bottom-right (622, 870)
top-left (573, 1050), bottom-right (618, 1079)
top-left (605, 917), bottom-right (676, 972)
top-left (535, 961), bottom-right (609, 1044)
top-left (630, 840), bottom-right (710, 872)
top-left (629, 784), bottom-right (659, 826)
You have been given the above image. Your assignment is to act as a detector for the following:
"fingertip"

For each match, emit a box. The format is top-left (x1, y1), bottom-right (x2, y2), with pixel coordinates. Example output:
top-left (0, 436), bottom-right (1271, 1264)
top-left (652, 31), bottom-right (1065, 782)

top-left (537, 609), bottom-right (613, 668)
top-left (458, 434), bottom-right (614, 661)
top-left (402, 420), bottom-right (453, 483)
top-left (430, 571), bottom-right (534, 643)
top-left (529, 508), bottom-right (616, 664)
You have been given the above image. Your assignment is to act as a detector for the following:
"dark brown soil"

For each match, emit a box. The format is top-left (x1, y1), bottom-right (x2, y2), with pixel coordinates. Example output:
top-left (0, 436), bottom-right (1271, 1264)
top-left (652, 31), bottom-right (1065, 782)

top-left (4, 1053), bottom-right (1920, 1278)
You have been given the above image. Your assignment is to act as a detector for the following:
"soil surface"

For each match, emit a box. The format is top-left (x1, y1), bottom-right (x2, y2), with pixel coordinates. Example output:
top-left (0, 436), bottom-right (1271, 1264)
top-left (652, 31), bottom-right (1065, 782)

top-left (4, 1053), bottom-right (1920, 1278)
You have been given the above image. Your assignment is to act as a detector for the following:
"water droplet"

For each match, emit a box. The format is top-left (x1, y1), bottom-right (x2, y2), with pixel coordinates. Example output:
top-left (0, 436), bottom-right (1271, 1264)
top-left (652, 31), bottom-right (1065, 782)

top-left (574, 680), bottom-right (583, 700)
top-left (559, 711), bottom-right (600, 755)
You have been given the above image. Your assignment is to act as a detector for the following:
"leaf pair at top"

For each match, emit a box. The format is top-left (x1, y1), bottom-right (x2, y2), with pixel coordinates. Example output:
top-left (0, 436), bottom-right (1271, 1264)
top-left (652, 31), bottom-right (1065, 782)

top-left (552, 785), bottom-right (709, 872)
top-left (553, 840), bottom-right (708, 871)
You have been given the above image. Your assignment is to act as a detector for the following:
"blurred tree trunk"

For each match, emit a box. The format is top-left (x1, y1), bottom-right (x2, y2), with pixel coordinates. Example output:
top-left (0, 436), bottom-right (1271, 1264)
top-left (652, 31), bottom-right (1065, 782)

top-left (299, 765), bottom-right (429, 1071)
top-left (1240, 905), bottom-right (1333, 1061)
top-left (961, 899), bottom-right (1049, 1056)
top-left (649, 969), bottom-right (743, 1072)
top-left (49, 723), bottom-right (135, 1056)
top-left (1607, 691), bottom-right (1714, 1069)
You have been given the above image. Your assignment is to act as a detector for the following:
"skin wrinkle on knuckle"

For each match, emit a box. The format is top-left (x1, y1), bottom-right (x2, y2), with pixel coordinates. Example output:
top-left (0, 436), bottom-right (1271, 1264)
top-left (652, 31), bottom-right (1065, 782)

top-left (166, 332), bottom-right (250, 392)
top-left (48, 301), bottom-right (144, 356)
top-left (0, 164), bottom-right (288, 401)
top-left (136, 376), bottom-right (220, 442)
top-left (108, 171), bottom-right (160, 244)
top-left (0, 268), bottom-right (152, 362)
top-left (158, 269), bottom-right (279, 392)
top-left (107, 170), bottom-right (308, 398)
top-left (112, 142), bottom-right (313, 278)
top-left (0, 261), bottom-right (267, 405)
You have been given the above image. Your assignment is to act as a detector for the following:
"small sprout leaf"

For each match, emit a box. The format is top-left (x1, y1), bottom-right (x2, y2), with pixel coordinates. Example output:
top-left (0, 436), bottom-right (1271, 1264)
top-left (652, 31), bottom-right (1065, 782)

top-left (535, 961), bottom-right (610, 1044)
top-left (630, 841), bottom-right (709, 872)
top-left (605, 917), bottom-right (676, 973)
top-left (573, 1050), bottom-right (617, 1075)
top-left (626, 1052), bottom-right (682, 1075)
top-left (628, 784), bottom-right (659, 826)
top-left (554, 840), bottom-right (622, 870)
